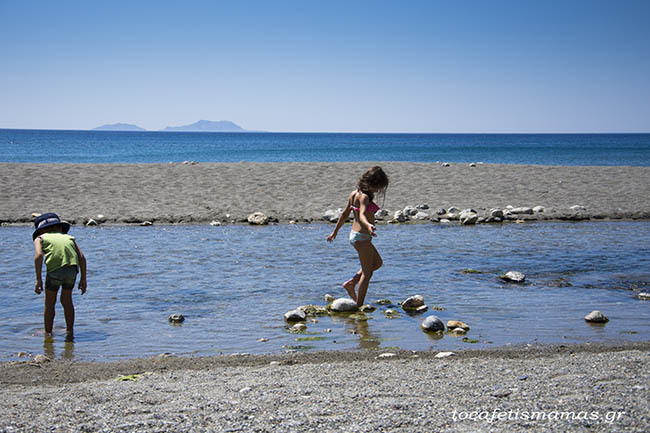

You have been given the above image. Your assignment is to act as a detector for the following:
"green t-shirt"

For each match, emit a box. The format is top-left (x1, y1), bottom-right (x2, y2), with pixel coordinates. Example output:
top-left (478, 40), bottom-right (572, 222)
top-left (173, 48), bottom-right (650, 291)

top-left (40, 233), bottom-right (79, 272)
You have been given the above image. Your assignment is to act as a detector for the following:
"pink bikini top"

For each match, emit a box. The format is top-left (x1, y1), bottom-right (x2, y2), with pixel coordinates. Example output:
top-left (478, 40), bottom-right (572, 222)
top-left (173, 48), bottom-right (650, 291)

top-left (352, 202), bottom-right (380, 214)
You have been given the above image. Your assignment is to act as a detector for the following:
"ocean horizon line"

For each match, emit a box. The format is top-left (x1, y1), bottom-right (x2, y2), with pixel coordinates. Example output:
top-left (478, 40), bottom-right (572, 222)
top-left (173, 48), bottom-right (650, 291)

top-left (1, 127), bottom-right (650, 135)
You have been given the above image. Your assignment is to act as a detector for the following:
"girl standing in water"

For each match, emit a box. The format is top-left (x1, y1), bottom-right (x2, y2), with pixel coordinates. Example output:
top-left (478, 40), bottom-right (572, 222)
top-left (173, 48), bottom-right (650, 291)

top-left (327, 166), bottom-right (389, 306)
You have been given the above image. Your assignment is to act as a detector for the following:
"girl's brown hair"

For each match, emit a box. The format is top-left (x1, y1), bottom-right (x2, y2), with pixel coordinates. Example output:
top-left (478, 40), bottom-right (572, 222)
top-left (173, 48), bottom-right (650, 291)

top-left (357, 166), bottom-right (389, 202)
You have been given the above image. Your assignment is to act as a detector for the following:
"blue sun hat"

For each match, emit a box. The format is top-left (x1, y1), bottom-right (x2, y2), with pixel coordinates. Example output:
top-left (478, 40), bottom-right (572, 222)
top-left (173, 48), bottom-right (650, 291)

top-left (33, 213), bottom-right (70, 240)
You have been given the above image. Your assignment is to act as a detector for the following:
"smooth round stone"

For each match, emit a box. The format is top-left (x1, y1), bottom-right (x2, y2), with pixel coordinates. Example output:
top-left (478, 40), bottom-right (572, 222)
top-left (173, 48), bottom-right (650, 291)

top-left (401, 295), bottom-right (425, 310)
top-left (330, 298), bottom-right (358, 312)
top-left (584, 310), bottom-right (609, 323)
top-left (421, 315), bottom-right (445, 332)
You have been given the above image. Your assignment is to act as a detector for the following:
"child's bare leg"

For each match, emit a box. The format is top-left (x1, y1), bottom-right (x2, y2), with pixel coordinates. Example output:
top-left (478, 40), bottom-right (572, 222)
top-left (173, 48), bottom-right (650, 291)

top-left (44, 289), bottom-right (57, 335)
top-left (354, 242), bottom-right (377, 307)
top-left (60, 289), bottom-right (75, 341)
top-left (343, 270), bottom-right (362, 300)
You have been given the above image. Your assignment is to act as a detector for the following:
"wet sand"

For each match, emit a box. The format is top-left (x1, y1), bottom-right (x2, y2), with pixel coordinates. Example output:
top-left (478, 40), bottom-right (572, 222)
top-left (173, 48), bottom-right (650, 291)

top-left (1, 342), bottom-right (648, 432)
top-left (1, 162), bottom-right (650, 224)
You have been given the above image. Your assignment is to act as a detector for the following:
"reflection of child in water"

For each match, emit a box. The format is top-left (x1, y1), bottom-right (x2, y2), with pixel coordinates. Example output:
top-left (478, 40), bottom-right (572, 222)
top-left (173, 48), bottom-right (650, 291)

top-left (33, 213), bottom-right (87, 342)
top-left (327, 166), bottom-right (389, 306)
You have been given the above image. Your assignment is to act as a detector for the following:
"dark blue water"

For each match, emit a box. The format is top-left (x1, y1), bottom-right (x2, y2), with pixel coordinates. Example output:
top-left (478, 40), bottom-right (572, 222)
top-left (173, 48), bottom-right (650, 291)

top-left (2, 129), bottom-right (649, 165)
top-left (1, 222), bottom-right (648, 361)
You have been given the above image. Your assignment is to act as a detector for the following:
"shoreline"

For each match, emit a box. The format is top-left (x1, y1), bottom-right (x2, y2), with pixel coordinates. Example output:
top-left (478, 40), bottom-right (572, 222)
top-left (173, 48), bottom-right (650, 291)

top-left (3, 341), bottom-right (649, 432)
top-left (2, 341), bottom-right (649, 386)
top-left (2, 162), bottom-right (650, 225)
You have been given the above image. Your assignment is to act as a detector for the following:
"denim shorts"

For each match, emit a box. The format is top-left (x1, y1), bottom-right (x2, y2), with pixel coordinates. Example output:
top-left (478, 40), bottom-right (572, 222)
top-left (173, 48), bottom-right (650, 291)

top-left (45, 265), bottom-right (78, 291)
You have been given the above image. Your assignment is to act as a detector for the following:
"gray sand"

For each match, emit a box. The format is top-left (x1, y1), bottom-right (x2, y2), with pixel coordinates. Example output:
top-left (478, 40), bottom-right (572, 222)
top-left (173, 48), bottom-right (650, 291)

top-left (1, 162), bottom-right (650, 224)
top-left (2, 343), bottom-right (648, 432)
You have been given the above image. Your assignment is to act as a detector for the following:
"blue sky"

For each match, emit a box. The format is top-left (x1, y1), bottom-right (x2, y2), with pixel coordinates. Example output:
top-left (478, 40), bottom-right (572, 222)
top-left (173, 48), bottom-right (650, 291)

top-left (1, 0), bottom-right (649, 132)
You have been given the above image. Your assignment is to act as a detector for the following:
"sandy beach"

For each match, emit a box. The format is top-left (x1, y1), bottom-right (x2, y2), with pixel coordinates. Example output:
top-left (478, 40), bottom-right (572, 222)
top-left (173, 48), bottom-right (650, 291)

top-left (1, 342), bottom-right (648, 432)
top-left (1, 162), bottom-right (650, 225)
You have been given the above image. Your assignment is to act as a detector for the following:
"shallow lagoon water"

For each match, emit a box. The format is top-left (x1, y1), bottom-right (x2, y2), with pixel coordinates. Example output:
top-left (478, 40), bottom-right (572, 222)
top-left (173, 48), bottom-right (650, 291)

top-left (1, 222), bottom-right (649, 361)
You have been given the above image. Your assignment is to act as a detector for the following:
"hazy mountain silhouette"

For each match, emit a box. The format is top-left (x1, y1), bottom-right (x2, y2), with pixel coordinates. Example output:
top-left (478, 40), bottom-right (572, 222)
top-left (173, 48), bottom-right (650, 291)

top-left (93, 123), bottom-right (146, 131)
top-left (161, 120), bottom-right (246, 132)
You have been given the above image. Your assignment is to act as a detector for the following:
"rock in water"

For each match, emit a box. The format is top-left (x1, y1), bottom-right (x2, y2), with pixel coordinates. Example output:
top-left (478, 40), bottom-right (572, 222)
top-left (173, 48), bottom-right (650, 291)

top-left (584, 310), bottom-right (609, 323)
top-left (401, 295), bottom-right (425, 310)
top-left (421, 315), bottom-right (445, 332)
top-left (499, 271), bottom-right (526, 283)
top-left (168, 314), bottom-right (185, 323)
top-left (447, 320), bottom-right (470, 331)
top-left (638, 292), bottom-right (650, 301)
top-left (247, 212), bottom-right (269, 225)
top-left (284, 309), bottom-right (307, 322)
top-left (330, 298), bottom-right (358, 312)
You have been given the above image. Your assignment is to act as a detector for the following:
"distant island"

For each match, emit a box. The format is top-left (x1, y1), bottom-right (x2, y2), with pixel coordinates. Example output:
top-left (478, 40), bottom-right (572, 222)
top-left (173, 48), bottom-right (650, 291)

top-left (161, 120), bottom-right (246, 132)
top-left (93, 123), bottom-right (146, 131)
top-left (91, 120), bottom-right (248, 132)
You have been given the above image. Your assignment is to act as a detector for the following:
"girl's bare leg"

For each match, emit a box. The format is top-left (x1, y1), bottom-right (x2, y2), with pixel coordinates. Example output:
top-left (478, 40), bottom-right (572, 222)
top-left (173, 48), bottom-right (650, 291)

top-left (353, 241), bottom-right (383, 307)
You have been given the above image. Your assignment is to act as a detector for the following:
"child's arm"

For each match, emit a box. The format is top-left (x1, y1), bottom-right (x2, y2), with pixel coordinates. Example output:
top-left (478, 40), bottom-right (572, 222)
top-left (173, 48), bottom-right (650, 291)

top-left (357, 193), bottom-right (376, 235)
top-left (73, 240), bottom-right (87, 295)
top-left (33, 238), bottom-right (44, 294)
top-left (327, 191), bottom-right (354, 242)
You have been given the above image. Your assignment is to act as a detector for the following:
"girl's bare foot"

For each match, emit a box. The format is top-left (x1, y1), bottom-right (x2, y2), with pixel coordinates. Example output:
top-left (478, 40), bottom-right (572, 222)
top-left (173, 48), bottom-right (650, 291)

top-left (343, 279), bottom-right (357, 301)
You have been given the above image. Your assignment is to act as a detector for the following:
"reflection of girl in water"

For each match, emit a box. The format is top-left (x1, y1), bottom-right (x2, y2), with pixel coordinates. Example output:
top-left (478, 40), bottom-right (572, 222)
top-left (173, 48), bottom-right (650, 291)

top-left (327, 166), bottom-right (389, 306)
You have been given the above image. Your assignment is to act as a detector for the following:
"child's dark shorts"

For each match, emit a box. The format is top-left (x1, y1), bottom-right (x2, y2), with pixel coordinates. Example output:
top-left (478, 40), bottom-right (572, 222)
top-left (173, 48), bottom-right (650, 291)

top-left (45, 265), bottom-right (78, 291)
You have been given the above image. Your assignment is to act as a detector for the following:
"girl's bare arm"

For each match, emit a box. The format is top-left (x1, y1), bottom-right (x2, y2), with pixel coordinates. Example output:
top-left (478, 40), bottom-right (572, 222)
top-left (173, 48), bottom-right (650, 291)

top-left (327, 191), bottom-right (355, 242)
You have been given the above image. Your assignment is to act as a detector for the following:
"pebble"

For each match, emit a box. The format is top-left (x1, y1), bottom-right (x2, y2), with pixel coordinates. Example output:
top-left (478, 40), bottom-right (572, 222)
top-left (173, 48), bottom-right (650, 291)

top-left (290, 323), bottom-right (307, 332)
top-left (435, 351), bottom-right (455, 358)
top-left (377, 353), bottom-right (396, 359)
top-left (33, 354), bottom-right (51, 364)
top-left (168, 314), bottom-right (185, 323)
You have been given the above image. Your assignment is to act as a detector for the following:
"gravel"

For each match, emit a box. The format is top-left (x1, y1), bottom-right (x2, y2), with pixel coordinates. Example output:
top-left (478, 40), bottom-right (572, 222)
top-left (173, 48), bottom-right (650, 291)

top-left (1, 342), bottom-right (648, 432)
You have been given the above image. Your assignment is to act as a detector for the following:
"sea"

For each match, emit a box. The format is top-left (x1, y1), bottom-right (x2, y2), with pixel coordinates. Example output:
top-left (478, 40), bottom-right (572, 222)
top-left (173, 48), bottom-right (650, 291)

top-left (1, 129), bottom-right (650, 165)
top-left (1, 129), bottom-right (649, 361)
